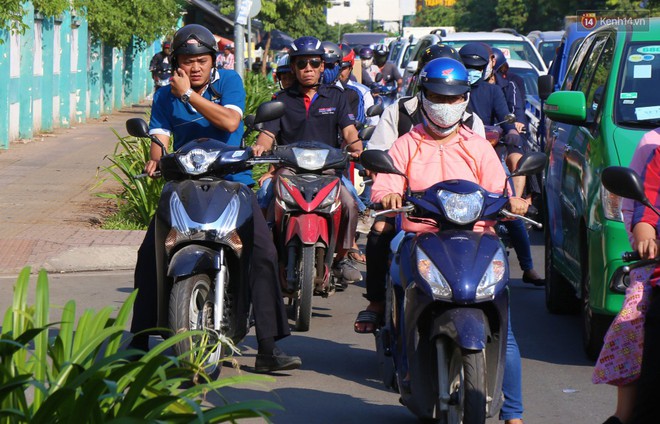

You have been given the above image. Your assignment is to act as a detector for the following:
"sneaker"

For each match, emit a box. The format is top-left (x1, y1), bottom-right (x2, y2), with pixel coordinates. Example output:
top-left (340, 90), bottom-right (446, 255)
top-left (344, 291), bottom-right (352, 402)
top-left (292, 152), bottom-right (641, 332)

top-left (332, 258), bottom-right (363, 283)
top-left (356, 211), bottom-right (374, 234)
top-left (254, 348), bottom-right (302, 373)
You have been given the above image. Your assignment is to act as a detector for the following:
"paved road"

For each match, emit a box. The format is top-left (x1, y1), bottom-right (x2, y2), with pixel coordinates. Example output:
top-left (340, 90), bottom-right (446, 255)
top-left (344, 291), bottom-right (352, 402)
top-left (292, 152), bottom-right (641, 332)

top-left (0, 230), bottom-right (615, 423)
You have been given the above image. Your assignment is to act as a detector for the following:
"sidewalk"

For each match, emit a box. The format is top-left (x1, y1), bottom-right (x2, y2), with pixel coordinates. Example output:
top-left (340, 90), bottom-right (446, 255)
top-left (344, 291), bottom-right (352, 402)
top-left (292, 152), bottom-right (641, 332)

top-left (0, 105), bottom-right (152, 276)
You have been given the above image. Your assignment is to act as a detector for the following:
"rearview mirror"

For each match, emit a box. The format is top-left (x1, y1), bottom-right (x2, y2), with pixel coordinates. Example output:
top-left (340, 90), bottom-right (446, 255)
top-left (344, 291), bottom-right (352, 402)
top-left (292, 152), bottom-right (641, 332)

top-left (126, 118), bottom-right (150, 138)
top-left (366, 103), bottom-right (384, 117)
top-left (601, 167), bottom-right (651, 206)
top-left (360, 150), bottom-right (405, 176)
top-left (254, 101), bottom-right (285, 124)
top-left (358, 126), bottom-right (375, 141)
top-left (538, 74), bottom-right (554, 101)
top-left (510, 152), bottom-right (547, 177)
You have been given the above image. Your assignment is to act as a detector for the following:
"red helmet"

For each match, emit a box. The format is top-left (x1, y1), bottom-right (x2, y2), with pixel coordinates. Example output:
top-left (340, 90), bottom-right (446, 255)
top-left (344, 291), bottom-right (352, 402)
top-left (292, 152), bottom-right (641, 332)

top-left (338, 43), bottom-right (355, 68)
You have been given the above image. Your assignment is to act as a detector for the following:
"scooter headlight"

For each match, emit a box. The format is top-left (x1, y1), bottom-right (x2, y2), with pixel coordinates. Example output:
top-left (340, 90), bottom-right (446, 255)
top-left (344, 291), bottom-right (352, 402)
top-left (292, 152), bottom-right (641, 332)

top-left (178, 148), bottom-right (222, 175)
top-left (318, 184), bottom-right (339, 209)
top-left (166, 193), bottom-right (243, 255)
top-left (416, 247), bottom-right (452, 300)
top-left (437, 190), bottom-right (484, 225)
top-left (293, 148), bottom-right (329, 171)
top-left (276, 177), bottom-right (297, 207)
top-left (476, 247), bottom-right (507, 300)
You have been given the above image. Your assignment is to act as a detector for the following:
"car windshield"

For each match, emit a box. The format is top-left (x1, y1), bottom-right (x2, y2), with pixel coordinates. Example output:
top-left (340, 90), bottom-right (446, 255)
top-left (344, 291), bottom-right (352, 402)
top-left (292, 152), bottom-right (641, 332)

top-left (389, 42), bottom-right (403, 60)
top-left (507, 66), bottom-right (539, 100)
top-left (539, 40), bottom-right (561, 67)
top-left (444, 39), bottom-right (545, 71)
top-left (616, 42), bottom-right (660, 129)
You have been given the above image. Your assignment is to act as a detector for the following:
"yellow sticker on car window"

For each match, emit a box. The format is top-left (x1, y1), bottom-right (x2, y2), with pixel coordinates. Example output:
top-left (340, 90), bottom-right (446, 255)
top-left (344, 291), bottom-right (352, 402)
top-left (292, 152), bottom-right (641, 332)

top-left (629, 54), bottom-right (644, 62)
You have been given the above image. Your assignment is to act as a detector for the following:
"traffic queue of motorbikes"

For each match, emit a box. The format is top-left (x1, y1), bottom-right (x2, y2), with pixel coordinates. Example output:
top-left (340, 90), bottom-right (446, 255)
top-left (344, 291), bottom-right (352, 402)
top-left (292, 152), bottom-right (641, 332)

top-left (127, 83), bottom-right (549, 422)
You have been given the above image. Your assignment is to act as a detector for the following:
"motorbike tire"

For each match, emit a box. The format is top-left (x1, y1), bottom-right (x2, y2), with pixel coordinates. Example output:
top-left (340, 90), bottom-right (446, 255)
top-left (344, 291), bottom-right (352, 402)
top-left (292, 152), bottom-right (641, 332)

top-left (293, 246), bottom-right (314, 332)
top-left (169, 274), bottom-right (223, 376)
top-left (440, 341), bottom-right (487, 424)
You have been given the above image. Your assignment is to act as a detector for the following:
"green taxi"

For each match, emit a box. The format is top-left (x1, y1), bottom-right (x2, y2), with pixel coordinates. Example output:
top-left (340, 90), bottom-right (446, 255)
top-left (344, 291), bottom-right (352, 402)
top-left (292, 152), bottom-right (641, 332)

top-left (541, 17), bottom-right (660, 359)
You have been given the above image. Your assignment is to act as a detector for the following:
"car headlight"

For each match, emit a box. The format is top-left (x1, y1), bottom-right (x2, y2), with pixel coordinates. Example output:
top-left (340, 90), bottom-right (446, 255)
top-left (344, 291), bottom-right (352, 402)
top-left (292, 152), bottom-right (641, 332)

top-left (277, 177), bottom-right (297, 207)
top-left (166, 192), bottom-right (243, 255)
top-left (318, 184), bottom-right (339, 209)
top-left (476, 248), bottom-right (507, 300)
top-left (437, 190), bottom-right (484, 225)
top-left (601, 185), bottom-right (623, 222)
top-left (416, 247), bottom-right (452, 300)
top-left (293, 148), bottom-right (329, 170)
top-left (177, 148), bottom-right (222, 175)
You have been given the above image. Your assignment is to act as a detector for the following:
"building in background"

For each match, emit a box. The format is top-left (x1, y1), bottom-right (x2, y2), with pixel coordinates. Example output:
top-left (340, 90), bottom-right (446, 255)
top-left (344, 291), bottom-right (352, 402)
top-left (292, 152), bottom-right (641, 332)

top-left (326, 0), bottom-right (416, 33)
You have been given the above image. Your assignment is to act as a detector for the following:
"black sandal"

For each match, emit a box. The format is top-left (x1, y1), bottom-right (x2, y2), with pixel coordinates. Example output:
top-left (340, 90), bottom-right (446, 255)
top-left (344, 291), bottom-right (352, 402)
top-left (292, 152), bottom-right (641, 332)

top-left (354, 310), bottom-right (380, 334)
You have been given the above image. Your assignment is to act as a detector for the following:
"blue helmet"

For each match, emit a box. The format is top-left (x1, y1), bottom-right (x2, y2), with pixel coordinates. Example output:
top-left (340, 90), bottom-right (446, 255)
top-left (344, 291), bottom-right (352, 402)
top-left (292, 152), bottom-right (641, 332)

top-left (419, 57), bottom-right (470, 96)
top-left (359, 47), bottom-right (374, 60)
top-left (491, 47), bottom-right (507, 72)
top-left (289, 36), bottom-right (324, 58)
top-left (459, 42), bottom-right (491, 68)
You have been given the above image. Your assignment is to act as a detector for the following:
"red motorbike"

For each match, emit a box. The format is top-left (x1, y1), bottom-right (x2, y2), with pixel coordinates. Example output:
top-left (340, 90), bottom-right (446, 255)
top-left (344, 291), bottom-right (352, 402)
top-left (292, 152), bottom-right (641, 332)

top-left (269, 141), bottom-right (353, 331)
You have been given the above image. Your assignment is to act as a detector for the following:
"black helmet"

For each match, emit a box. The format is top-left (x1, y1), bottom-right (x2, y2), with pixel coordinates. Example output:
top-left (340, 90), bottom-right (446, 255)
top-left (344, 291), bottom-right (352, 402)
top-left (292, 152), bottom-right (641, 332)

top-left (459, 42), bottom-right (491, 68)
top-left (289, 36), bottom-right (324, 58)
top-left (491, 47), bottom-right (507, 72)
top-left (374, 47), bottom-right (388, 66)
top-left (359, 47), bottom-right (374, 60)
top-left (418, 43), bottom-right (461, 72)
top-left (172, 24), bottom-right (218, 60)
top-left (419, 57), bottom-right (470, 96)
top-left (321, 41), bottom-right (342, 64)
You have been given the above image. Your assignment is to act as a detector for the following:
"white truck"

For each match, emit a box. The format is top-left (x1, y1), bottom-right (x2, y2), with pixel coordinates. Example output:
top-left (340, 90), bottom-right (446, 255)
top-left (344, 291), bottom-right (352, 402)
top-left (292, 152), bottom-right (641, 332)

top-left (402, 26), bottom-right (455, 40)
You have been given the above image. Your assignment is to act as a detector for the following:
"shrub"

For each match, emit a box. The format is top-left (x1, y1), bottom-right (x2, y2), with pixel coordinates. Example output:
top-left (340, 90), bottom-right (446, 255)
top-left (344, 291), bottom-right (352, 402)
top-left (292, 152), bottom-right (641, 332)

top-left (0, 267), bottom-right (280, 422)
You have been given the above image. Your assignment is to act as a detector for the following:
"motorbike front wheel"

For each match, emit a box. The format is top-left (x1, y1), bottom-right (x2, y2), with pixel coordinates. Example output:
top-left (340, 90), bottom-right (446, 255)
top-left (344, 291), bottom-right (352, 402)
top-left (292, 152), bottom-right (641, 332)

top-left (438, 340), bottom-right (487, 424)
top-left (293, 245), bottom-right (315, 332)
top-left (169, 274), bottom-right (223, 376)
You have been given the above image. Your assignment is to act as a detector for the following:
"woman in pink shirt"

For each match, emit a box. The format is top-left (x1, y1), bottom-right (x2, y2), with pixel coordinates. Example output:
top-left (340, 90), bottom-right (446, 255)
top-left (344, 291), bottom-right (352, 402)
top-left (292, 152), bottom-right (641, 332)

top-left (357, 57), bottom-right (528, 424)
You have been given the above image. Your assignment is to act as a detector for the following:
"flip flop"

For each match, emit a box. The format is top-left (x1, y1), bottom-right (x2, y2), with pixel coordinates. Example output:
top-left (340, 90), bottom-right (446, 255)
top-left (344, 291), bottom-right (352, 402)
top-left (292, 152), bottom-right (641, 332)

top-left (347, 248), bottom-right (366, 264)
top-left (354, 310), bottom-right (380, 334)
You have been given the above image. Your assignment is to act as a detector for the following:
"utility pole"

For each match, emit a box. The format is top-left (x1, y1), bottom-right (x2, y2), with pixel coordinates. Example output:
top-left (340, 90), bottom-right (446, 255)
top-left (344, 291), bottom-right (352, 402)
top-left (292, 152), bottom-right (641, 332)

top-left (234, 0), bottom-right (245, 79)
top-left (369, 0), bottom-right (374, 32)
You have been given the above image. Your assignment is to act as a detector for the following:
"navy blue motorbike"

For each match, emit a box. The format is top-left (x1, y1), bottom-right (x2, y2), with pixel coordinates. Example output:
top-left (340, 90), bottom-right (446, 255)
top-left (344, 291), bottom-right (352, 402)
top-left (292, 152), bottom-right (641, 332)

top-left (126, 101), bottom-right (284, 375)
top-left (360, 150), bottom-right (546, 423)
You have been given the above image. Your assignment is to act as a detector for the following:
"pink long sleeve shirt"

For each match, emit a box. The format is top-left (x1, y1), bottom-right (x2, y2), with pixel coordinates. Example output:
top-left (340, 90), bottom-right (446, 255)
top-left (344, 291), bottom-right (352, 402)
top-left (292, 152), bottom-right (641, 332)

top-left (371, 124), bottom-right (508, 234)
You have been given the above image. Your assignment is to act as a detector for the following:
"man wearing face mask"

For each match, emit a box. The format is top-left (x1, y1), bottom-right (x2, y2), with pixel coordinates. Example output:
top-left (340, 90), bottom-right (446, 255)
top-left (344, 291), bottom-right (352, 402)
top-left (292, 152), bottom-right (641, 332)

top-left (460, 43), bottom-right (545, 287)
top-left (360, 57), bottom-right (528, 424)
top-left (359, 47), bottom-right (380, 87)
top-left (373, 47), bottom-right (403, 94)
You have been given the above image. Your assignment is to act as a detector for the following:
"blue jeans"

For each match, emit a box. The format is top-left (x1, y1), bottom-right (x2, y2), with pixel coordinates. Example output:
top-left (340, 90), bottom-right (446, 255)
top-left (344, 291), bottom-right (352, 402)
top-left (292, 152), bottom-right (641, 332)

top-left (257, 175), bottom-right (366, 213)
top-left (504, 219), bottom-right (533, 271)
top-left (501, 306), bottom-right (523, 420)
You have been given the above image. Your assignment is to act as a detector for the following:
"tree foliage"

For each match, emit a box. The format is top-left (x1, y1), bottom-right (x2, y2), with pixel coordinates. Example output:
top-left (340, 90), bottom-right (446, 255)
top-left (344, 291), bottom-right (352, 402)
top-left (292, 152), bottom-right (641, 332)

top-left (495, 0), bottom-right (529, 32)
top-left (1, 0), bottom-right (184, 48)
top-left (413, 5), bottom-right (456, 27)
top-left (454, 0), bottom-right (499, 31)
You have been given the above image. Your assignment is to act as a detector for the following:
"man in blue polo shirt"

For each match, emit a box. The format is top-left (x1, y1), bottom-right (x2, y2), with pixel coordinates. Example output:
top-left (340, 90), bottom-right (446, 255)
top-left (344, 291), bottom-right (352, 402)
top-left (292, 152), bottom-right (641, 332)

top-left (252, 35), bottom-right (363, 284)
top-left (132, 24), bottom-right (301, 373)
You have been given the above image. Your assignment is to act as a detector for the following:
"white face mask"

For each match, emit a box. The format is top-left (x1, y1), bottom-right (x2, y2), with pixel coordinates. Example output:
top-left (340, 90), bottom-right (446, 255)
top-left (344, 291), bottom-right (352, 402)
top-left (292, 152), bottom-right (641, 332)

top-left (482, 62), bottom-right (494, 80)
top-left (362, 58), bottom-right (373, 67)
top-left (421, 93), bottom-right (469, 136)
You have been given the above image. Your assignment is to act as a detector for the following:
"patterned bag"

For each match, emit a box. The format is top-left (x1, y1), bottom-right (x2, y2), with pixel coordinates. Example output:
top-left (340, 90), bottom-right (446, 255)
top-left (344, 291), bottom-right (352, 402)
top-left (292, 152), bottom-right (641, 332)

top-left (592, 265), bottom-right (654, 386)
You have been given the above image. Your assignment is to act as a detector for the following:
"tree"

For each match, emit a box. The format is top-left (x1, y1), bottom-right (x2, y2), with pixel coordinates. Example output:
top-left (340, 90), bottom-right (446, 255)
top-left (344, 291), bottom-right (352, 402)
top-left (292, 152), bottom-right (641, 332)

top-left (454, 0), bottom-right (498, 31)
top-left (1, 0), bottom-right (183, 49)
top-left (496, 0), bottom-right (529, 32)
top-left (413, 5), bottom-right (456, 27)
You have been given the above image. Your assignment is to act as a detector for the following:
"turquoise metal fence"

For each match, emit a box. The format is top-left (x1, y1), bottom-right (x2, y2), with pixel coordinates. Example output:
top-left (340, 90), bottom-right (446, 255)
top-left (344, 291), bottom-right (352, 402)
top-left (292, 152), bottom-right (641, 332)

top-left (0, 4), bottom-right (158, 149)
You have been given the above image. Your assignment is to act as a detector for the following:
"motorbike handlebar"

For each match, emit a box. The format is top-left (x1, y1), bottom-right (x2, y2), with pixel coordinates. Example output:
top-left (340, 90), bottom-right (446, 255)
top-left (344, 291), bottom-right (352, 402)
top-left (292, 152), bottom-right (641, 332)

top-left (370, 204), bottom-right (415, 218)
top-left (134, 171), bottom-right (162, 179)
top-left (499, 209), bottom-right (543, 229)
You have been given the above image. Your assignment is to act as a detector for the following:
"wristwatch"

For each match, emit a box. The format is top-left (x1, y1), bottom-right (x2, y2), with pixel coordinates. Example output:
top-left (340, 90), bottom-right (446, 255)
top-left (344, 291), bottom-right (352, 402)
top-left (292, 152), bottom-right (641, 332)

top-left (181, 88), bottom-right (193, 103)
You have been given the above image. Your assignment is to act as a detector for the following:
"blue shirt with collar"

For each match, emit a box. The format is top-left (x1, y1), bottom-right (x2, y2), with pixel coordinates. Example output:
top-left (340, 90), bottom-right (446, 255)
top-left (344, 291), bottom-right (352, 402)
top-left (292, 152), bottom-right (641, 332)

top-left (468, 80), bottom-right (515, 132)
top-left (149, 69), bottom-right (252, 186)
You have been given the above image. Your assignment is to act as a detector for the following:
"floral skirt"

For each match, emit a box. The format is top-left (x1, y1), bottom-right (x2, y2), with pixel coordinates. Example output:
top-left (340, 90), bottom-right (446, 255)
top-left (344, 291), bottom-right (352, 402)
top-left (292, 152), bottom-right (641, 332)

top-left (592, 265), bottom-right (654, 386)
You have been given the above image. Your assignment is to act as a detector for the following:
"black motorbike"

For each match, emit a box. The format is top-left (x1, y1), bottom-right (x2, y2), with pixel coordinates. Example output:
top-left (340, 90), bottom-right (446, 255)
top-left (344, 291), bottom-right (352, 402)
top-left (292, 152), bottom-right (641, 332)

top-left (126, 101), bottom-right (285, 374)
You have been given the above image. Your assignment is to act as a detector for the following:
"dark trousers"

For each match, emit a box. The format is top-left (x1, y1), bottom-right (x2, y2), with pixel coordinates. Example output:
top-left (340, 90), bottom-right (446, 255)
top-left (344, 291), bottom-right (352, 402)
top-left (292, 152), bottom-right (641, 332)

top-left (130, 194), bottom-right (290, 344)
top-left (365, 216), bottom-right (396, 303)
top-left (631, 286), bottom-right (660, 424)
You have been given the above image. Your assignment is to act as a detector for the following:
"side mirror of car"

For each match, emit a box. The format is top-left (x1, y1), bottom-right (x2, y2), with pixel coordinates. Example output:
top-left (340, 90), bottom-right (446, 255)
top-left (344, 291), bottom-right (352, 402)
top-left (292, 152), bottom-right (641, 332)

top-left (538, 74), bottom-right (554, 101)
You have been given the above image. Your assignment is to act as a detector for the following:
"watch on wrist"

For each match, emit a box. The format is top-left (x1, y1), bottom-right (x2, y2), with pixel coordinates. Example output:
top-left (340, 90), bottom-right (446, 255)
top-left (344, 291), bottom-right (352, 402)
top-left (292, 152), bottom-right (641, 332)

top-left (181, 88), bottom-right (193, 103)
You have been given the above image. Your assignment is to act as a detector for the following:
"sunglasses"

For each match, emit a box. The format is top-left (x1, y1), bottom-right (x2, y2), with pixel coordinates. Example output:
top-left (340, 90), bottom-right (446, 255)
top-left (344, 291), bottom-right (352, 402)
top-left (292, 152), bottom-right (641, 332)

top-left (295, 58), bottom-right (322, 70)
